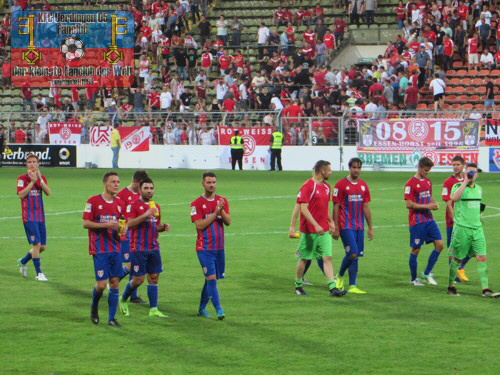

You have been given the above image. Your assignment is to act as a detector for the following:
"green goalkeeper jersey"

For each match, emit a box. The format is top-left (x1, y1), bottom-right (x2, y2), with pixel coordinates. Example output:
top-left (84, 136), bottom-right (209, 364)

top-left (451, 183), bottom-right (483, 229)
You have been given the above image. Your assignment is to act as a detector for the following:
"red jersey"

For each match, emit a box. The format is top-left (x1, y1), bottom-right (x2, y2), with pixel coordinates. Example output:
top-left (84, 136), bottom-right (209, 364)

top-left (302, 47), bottom-right (314, 59)
top-left (497, 22), bottom-right (500, 39)
top-left (334, 19), bottom-right (346, 33)
top-left (275, 10), bottom-right (284, 19)
top-left (116, 187), bottom-right (140, 205)
top-left (219, 55), bottom-right (232, 69)
top-left (17, 174), bottom-right (47, 223)
top-left (324, 34), bottom-right (335, 50)
top-left (442, 175), bottom-right (464, 228)
top-left (158, 37), bottom-right (171, 54)
top-left (410, 41), bottom-right (420, 54)
top-left (233, 54), bottom-right (244, 67)
top-left (468, 38), bottom-right (478, 54)
top-left (213, 40), bottom-right (224, 48)
top-left (286, 27), bottom-right (295, 42)
top-left (148, 91), bottom-right (160, 108)
top-left (71, 88), bottom-right (79, 102)
top-left (190, 195), bottom-right (230, 251)
top-left (313, 6), bottom-right (324, 16)
top-left (296, 178), bottom-right (331, 233)
top-left (127, 199), bottom-right (161, 252)
top-left (458, 5), bottom-right (468, 20)
top-left (140, 25), bottom-right (152, 38)
top-left (15, 129), bottom-right (26, 143)
top-left (201, 52), bottom-right (213, 68)
top-left (286, 104), bottom-right (303, 118)
top-left (404, 177), bottom-right (434, 226)
top-left (303, 31), bottom-right (316, 46)
top-left (396, 5), bottom-right (406, 20)
top-left (223, 98), bottom-right (236, 112)
top-left (283, 11), bottom-right (292, 21)
top-left (333, 178), bottom-right (371, 230)
top-left (443, 39), bottom-right (454, 56)
top-left (82, 195), bottom-right (126, 255)
top-left (495, 51), bottom-right (500, 64)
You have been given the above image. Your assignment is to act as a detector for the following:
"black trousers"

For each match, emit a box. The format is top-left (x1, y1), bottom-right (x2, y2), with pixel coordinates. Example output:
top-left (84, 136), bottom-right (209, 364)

top-left (270, 149), bottom-right (282, 171)
top-left (0, 144), bottom-right (4, 167)
top-left (231, 149), bottom-right (243, 170)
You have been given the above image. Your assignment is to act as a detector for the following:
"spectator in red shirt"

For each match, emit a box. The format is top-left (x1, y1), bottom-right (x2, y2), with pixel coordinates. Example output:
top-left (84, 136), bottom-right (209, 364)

top-left (21, 84), bottom-right (34, 112)
top-left (334, 18), bottom-right (347, 44)
top-left (2, 58), bottom-right (12, 90)
top-left (442, 35), bottom-right (454, 71)
top-left (274, 6), bottom-right (286, 27)
top-left (369, 78), bottom-right (384, 98)
top-left (312, 3), bottom-right (324, 24)
top-left (404, 82), bottom-right (420, 110)
top-left (15, 127), bottom-right (27, 143)
top-left (222, 95), bottom-right (236, 112)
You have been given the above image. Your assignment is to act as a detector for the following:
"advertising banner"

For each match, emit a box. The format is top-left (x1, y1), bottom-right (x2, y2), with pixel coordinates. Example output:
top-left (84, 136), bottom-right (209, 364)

top-left (489, 148), bottom-right (500, 172)
top-left (357, 119), bottom-right (480, 169)
top-left (11, 11), bottom-right (134, 88)
top-left (48, 122), bottom-right (82, 145)
top-left (2, 144), bottom-right (76, 167)
top-left (485, 119), bottom-right (500, 146)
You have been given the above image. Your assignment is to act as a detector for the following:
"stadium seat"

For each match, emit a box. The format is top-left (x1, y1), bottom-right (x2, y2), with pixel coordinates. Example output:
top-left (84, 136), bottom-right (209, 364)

top-left (417, 103), bottom-right (427, 110)
top-left (471, 78), bottom-right (484, 85)
top-left (462, 103), bottom-right (473, 110)
top-left (450, 104), bottom-right (461, 110)
top-left (479, 70), bottom-right (490, 77)
top-left (450, 78), bottom-right (460, 85)
top-left (468, 70), bottom-right (479, 78)
top-left (477, 86), bottom-right (487, 94)
top-left (465, 86), bottom-right (476, 94)
top-left (446, 95), bottom-right (457, 103)
top-left (446, 70), bottom-right (456, 78)
top-left (453, 86), bottom-right (465, 94)
top-left (475, 104), bottom-right (485, 110)
top-left (456, 69), bottom-right (467, 77)
top-left (469, 95), bottom-right (480, 103)
top-left (491, 70), bottom-right (500, 77)
top-left (461, 78), bottom-right (471, 86)
top-left (457, 95), bottom-right (469, 103)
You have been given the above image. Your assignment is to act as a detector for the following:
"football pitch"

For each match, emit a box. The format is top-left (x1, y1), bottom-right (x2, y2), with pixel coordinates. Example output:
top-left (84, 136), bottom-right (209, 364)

top-left (2, 168), bottom-right (500, 375)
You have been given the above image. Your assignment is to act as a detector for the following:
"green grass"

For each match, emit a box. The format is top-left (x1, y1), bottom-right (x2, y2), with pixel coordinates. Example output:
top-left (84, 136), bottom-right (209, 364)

top-left (2, 168), bottom-right (500, 375)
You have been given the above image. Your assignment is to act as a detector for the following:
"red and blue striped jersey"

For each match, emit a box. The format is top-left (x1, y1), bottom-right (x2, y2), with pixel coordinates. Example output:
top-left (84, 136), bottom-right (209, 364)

top-left (127, 199), bottom-right (161, 252)
top-left (333, 178), bottom-right (371, 230)
top-left (117, 187), bottom-right (141, 241)
top-left (17, 174), bottom-right (47, 223)
top-left (82, 194), bottom-right (126, 255)
top-left (190, 195), bottom-right (230, 251)
top-left (404, 177), bottom-right (434, 226)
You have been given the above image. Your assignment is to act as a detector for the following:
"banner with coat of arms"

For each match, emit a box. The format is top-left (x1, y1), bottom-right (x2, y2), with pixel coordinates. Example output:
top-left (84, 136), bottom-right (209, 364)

top-left (90, 125), bottom-right (150, 151)
top-left (48, 122), bottom-right (82, 145)
top-left (356, 118), bottom-right (480, 170)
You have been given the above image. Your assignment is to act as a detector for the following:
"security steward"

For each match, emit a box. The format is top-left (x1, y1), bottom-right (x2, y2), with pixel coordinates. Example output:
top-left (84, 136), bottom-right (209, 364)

top-left (230, 129), bottom-right (244, 170)
top-left (269, 127), bottom-right (283, 171)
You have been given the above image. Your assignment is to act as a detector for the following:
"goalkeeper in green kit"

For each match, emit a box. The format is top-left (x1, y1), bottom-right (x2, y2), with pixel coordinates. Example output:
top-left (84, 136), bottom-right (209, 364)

top-left (447, 163), bottom-right (500, 298)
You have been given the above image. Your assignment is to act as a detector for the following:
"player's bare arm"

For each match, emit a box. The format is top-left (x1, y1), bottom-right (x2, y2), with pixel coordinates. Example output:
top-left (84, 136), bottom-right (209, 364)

top-left (289, 203), bottom-right (300, 238)
top-left (445, 200), bottom-right (454, 219)
top-left (299, 202), bottom-right (324, 234)
top-left (405, 199), bottom-right (438, 211)
top-left (127, 208), bottom-right (156, 228)
top-left (38, 172), bottom-right (52, 196)
top-left (83, 219), bottom-right (120, 230)
top-left (17, 177), bottom-right (37, 199)
top-left (219, 200), bottom-right (231, 226)
top-left (194, 211), bottom-right (219, 231)
top-left (363, 202), bottom-right (373, 240)
top-left (158, 223), bottom-right (170, 232)
top-left (327, 207), bottom-right (336, 236)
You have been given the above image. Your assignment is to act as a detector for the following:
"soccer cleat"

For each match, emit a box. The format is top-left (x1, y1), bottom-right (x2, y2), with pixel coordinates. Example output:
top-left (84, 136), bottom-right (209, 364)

top-left (457, 269), bottom-right (469, 282)
top-left (447, 286), bottom-right (460, 297)
top-left (302, 278), bottom-right (314, 286)
top-left (410, 279), bottom-right (425, 286)
top-left (90, 307), bottom-right (99, 324)
top-left (35, 273), bottom-right (48, 282)
top-left (119, 300), bottom-right (130, 316)
top-left (107, 319), bottom-right (121, 327)
top-left (216, 309), bottom-right (225, 320)
top-left (330, 287), bottom-right (347, 297)
top-left (197, 309), bottom-right (212, 318)
top-left (17, 259), bottom-right (27, 278)
top-left (421, 273), bottom-right (437, 286)
top-left (335, 276), bottom-right (345, 290)
top-left (130, 296), bottom-right (147, 304)
top-left (348, 286), bottom-right (367, 294)
top-left (149, 307), bottom-right (168, 318)
top-left (482, 289), bottom-right (500, 298)
top-left (295, 287), bottom-right (307, 296)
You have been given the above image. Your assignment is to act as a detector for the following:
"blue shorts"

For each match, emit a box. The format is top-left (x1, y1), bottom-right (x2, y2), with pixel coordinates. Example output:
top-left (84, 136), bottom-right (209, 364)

top-left (197, 250), bottom-right (225, 279)
top-left (446, 227), bottom-right (453, 248)
top-left (93, 252), bottom-right (123, 281)
top-left (409, 221), bottom-right (442, 248)
top-left (23, 221), bottom-right (46, 245)
top-left (120, 240), bottom-right (131, 263)
top-left (131, 251), bottom-right (163, 277)
top-left (340, 229), bottom-right (365, 257)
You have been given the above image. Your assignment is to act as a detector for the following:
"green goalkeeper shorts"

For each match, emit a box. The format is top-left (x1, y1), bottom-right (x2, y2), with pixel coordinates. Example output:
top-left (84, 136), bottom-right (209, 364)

top-left (295, 233), bottom-right (333, 260)
top-left (449, 225), bottom-right (486, 259)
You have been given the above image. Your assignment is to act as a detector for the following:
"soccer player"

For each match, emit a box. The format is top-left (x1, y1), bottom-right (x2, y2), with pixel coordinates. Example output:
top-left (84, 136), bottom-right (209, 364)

top-left (119, 178), bottom-right (170, 318)
top-left (190, 172), bottom-right (231, 320)
top-left (294, 160), bottom-right (345, 297)
top-left (442, 156), bottom-right (470, 282)
top-left (17, 154), bottom-right (51, 281)
top-left (447, 163), bottom-right (500, 298)
top-left (333, 158), bottom-right (373, 294)
top-left (404, 157), bottom-right (444, 286)
top-left (83, 172), bottom-right (127, 327)
top-left (117, 170), bottom-right (149, 303)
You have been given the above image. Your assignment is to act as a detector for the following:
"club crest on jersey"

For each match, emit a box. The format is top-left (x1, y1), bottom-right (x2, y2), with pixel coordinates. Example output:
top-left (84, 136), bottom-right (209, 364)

top-left (98, 205), bottom-right (103, 209)
top-left (126, 205), bottom-right (131, 213)
top-left (415, 239), bottom-right (420, 245)
top-left (346, 186), bottom-right (350, 190)
top-left (134, 265), bottom-right (140, 273)
top-left (361, 186), bottom-right (365, 191)
top-left (97, 270), bottom-right (104, 278)
top-left (140, 206), bottom-right (145, 210)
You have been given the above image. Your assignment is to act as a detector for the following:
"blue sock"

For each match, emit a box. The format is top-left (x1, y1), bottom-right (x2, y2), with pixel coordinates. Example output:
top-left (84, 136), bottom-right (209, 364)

top-left (207, 279), bottom-right (221, 311)
top-left (409, 254), bottom-right (418, 281)
top-left (316, 258), bottom-right (324, 274)
top-left (32, 258), bottom-right (42, 274)
top-left (147, 284), bottom-right (158, 308)
top-left (199, 281), bottom-right (209, 310)
top-left (339, 255), bottom-right (353, 277)
top-left (21, 251), bottom-right (32, 264)
top-left (108, 288), bottom-right (119, 321)
top-left (424, 250), bottom-right (441, 275)
top-left (459, 256), bottom-right (471, 270)
top-left (348, 258), bottom-right (359, 286)
top-left (303, 260), bottom-right (312, 276)
top-left (121, 282), bottom-right (135, 301)
top-left (91, 288), bottom-right (103, 309)
top-left (130, 273), bottom-right (138, 299)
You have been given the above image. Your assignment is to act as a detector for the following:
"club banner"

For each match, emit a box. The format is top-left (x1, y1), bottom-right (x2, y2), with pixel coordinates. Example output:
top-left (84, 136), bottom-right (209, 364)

top-left (357, 119), bottom-right (480, 169)
top-left (489, 148), bottom-right (500, 172)
top-left (48, 122), bottom-right (82, 145)
top-left (119, 126), bottom-right (151, 152)
top-left (485, 119), bottom-right (500, 146)
top-left (218, 126), bottom-right (273, 145)
top-left (2, 144), bottom-right (76, 167)
top-left (11, 11), bottom-right (134, 88)
top-left (90, 125), bottom-right (111, 146)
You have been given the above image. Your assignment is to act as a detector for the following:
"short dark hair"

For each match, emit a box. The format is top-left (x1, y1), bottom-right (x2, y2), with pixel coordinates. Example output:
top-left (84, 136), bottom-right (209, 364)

top-left (348, 157), bottom-right (363, 168)
top-left (452, 155), bottom-right (465, 164)
top-left (25, 153), bottom-right (39, 162)
top-left (133, 169), bottom-right (149, 183)
top-left (139, 177), bottom-right (154, 188)
top-left (314, 160), bottom-right (331, 174)
top-left (203, 171), bottom-right (216, 180)
top-left (418, 157), bottom-right (434, 168)
top-left (103, 171), bottom-right (119, 183)
top-left (466, 162), bottom-right (478, 169)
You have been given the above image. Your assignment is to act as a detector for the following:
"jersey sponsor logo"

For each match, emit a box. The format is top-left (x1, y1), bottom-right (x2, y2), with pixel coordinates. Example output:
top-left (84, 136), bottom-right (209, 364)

top-left (134, 265), bottom-right (140, 273)
top-left (333, 188), bottom-right (339, 197)
top-left (405, 186), bottom-right (411, 194)
top-left (84, 203), bottom-right (92, 213)
top-left (191, 206), bottom-right (197, 216)
top-left (97, 270), bottom-right (104, 278)
top-left (17, 179), bottom-right (24, 187)
top-left (348, 194), bottom-right (363, 202)
top-left (98, 214), bottom-right (117, 223)
top-left (419, 191), bottom-right (431, 199)
top-left (442, 188), bottom-right (448, 196)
